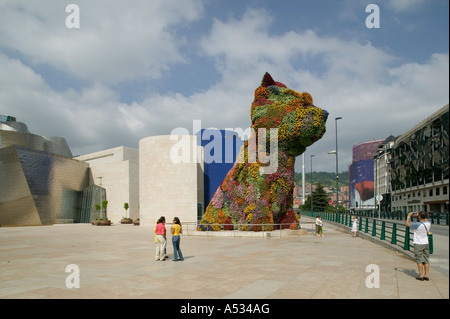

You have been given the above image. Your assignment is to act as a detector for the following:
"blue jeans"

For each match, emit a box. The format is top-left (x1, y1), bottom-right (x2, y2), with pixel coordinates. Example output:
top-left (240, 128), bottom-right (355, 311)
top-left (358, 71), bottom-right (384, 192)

top-left (172, 235), bottom-right (184, 261)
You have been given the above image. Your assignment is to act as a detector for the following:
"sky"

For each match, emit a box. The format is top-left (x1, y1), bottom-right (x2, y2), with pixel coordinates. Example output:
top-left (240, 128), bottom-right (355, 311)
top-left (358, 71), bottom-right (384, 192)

top-left (0, 0), bottom-right (448, 173)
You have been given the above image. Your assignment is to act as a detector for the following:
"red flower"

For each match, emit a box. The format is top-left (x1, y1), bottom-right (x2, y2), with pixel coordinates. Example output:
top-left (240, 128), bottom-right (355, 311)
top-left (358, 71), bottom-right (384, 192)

top-left (252, 97), bottom-right (273, 107)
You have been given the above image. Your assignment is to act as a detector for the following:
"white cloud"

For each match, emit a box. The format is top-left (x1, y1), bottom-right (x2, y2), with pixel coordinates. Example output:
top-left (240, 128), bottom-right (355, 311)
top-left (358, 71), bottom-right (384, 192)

top-left (0, 6), bottom-right (448, 172)
top-left (198, 8), bottom-right (448, 171)
top-left (386, 0), bottom-right (428, 12)
top-left (0, 0), bottom-right (204, 84)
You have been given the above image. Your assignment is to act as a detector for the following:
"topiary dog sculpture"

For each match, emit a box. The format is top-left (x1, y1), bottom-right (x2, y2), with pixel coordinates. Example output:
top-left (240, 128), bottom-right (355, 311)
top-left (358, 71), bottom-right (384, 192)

top-left (198, 73), bottom-right (328, 231)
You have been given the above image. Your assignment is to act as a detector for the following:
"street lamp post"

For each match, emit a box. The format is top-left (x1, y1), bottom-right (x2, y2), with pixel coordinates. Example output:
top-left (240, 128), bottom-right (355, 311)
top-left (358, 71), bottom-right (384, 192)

top-left (335, 117), bottom-right (342, 214)
top-left (328, 150), bottom-right (337, 208)
top-left (328, 117), bottom-right (342, 214)
top-left (310, 154), bottom-right (315, 212)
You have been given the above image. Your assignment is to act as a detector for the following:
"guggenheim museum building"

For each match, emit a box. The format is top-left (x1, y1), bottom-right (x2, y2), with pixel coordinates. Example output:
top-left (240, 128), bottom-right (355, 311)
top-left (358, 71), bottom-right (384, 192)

top-left (0, 115), bottom-right (242, 227)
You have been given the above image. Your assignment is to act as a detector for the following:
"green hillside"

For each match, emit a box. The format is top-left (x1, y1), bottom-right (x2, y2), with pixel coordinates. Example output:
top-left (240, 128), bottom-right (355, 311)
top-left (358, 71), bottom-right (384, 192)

top-left (294, 171), bottom-right (348, 190)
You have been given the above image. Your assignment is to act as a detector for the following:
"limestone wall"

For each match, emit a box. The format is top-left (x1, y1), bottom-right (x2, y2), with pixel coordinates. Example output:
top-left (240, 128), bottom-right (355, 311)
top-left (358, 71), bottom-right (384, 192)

top-left (139, 135), bottom-right (203, 227)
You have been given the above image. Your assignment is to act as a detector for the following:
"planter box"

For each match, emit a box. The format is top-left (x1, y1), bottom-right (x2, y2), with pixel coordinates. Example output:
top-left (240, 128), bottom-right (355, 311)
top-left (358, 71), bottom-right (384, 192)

top-left (95, 220), bottom-right (111, 226)
top-left (133, 220), bottom-right (140, 226)
top-left (120, 219), bottom-right (133, 224)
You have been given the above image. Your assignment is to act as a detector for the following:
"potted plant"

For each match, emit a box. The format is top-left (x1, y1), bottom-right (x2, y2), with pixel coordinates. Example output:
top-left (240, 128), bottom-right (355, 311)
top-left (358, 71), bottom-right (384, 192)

top-left (94, 200), bottom-right (111, 225)
top-left (92, 204), bottom-right (101, 224)
top-left (96, 218), bottom-right (112, 226)
top-left (121, 203), bottom-right (133, 224)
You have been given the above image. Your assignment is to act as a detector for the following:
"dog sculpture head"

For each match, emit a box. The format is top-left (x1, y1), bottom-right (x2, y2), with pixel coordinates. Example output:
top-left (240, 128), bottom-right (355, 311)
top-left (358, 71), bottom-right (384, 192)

top-left (251, 72), bottom-right (328, 157)
top-left (197, 72), bottom-right (329, 232)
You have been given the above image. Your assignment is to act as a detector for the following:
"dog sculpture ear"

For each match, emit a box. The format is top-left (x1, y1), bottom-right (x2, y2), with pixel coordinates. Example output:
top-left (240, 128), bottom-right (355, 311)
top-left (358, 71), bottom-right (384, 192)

top-left (261, 72), bottom-right (276, 87)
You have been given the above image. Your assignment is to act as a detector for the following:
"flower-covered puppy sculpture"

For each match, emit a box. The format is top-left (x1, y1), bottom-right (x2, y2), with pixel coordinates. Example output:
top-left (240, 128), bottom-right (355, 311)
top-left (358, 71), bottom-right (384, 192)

top-left (198, 73), bottom-right (328, 231)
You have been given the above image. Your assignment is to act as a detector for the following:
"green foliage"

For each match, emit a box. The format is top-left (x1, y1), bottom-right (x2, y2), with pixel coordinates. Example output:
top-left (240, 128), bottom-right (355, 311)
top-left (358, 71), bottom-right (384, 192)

top-left (302, 183), bottom-right (330, 212)
top-left (101, 200), bottom-right (108, 219)
top-left (295, 171), bottom-right (348, 190)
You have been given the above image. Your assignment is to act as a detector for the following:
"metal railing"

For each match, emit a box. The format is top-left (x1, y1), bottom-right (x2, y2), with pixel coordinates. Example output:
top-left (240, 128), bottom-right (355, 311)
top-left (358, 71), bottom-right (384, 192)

top-left (177, 222), bottom-right (316, 238)
top-left (340, 210), bottom-right (449, 225)
top-left (302, 212), bottom-right (434, 254)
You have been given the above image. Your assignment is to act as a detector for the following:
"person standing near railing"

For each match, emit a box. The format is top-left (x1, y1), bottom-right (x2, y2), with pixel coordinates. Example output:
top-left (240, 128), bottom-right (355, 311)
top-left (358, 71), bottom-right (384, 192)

top-left (406, 211), bottom-right (431, 281)
top-left (318, 216), bottom-right (324, 237)
top-left (351, 216), bottom-right (358, 238)
top-left (315, 216), bottom-right (320, 237)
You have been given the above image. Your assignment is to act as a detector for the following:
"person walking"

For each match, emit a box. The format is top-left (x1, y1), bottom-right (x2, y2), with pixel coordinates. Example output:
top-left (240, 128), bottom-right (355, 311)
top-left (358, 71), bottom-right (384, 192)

top-left (351, 216), bottom-right (358, 237)
top-left (171, 217), bottom-right (184, 261)
top-left (315, 216), bottom-right (320, 237)
top-left (406, 211), bottom-right (431, 281)
top-left (154, 216), bottom-right (167, 261)
top-left (318, 216), bottom-right (324, 236)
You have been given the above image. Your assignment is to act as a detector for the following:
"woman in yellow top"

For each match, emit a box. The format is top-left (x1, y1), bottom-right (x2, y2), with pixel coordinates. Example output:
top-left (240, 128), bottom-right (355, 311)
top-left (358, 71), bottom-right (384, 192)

top-left (171, 217), bottom-right (184, 261)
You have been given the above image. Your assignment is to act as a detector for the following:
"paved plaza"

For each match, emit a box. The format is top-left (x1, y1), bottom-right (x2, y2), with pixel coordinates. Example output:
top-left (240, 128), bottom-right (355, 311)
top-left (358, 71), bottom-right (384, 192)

top-left (0, 216), bottom-right (448, 300)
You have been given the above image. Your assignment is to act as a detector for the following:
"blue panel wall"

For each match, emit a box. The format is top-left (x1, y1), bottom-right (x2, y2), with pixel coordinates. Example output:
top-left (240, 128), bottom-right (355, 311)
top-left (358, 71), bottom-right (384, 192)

top-left (197, 129), bottom-right (244, 211)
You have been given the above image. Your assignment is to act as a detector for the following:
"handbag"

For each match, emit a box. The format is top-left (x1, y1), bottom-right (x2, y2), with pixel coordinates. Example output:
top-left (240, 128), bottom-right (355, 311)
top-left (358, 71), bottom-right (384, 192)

top-left (421, 222), bottom-right (433, 250)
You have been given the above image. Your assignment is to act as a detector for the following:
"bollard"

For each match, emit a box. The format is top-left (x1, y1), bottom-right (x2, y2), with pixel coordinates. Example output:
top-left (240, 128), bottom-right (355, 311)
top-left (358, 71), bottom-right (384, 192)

top-left (381, 221), bottom-right (385, 240)
top-left (404, 227), bottom-right (410, 251)
top-left (365, 218), bottom-right (369, 233)
top-left (372, 219), bottom-right (376, 237)
top-left (359, 216), bottom-right (363, 231)
top-left (428, 233), bottom-right (434, 254)
top-left (391, 223), bottom-right (397, 245)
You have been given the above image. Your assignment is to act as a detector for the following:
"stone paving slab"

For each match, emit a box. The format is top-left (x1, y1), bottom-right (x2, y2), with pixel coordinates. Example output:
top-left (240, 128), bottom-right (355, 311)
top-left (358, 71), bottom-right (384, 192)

top-left (0, 219), bottom-right (448, 300)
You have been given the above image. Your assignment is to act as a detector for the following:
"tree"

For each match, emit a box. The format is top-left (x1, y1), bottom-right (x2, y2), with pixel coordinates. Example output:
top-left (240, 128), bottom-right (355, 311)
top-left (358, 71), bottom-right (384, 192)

top-left (95, 204), bottom-right (101, 220)
top-left (302, 183), bottom-right (330, 212)
top-left (124, 202), bottom-right (129, 219)
top-left (101, 200), bottom-right (108, 220)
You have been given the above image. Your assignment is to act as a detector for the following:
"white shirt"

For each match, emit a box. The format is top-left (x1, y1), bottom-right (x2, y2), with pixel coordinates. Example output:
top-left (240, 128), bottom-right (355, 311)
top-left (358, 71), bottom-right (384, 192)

top-left (410, 221), bottom-right (431, 245)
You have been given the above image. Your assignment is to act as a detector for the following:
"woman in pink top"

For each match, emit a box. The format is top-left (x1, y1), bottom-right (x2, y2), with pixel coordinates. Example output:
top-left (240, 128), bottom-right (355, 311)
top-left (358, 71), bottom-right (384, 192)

top-left (154, 216), bottom-right (167, 261)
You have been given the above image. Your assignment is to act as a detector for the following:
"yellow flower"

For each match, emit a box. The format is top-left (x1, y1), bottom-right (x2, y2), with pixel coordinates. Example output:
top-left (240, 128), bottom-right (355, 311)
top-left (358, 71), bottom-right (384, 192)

top-left (270, 183), bottom-right (278, 202)
top-left (244, 203), bottom-right (256, 215)
top-left (278, 123), bottom-right (288, 141)
top-left (285, 89), bottom-right (302, 99)
top-left (313, 108), bottom-right (323, 127)
top-left (249, 163), bottom-right (260, 180)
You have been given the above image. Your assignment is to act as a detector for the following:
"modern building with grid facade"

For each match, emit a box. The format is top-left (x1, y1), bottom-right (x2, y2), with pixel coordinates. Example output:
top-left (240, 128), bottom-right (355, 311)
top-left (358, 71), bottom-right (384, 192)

top-left (390, 104), bottom-right (449, 213)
